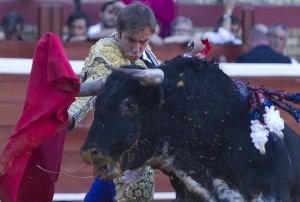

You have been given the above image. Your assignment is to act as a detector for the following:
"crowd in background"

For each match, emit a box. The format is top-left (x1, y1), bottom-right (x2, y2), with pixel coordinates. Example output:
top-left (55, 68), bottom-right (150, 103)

top-left (0, 0), bottom-right (297, 64)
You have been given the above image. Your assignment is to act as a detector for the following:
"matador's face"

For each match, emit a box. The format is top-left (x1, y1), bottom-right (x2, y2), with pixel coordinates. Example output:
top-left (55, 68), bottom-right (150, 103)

top-left (118, 27), bottom-right (153, 63)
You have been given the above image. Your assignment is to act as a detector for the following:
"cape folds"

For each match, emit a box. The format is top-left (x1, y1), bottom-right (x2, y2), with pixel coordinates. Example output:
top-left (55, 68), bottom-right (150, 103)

top-left (0, 32), bottom-right (80, 202)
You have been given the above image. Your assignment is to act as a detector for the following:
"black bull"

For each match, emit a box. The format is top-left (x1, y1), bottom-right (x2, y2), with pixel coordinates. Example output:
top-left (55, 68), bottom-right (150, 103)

top-left (80, 56), bottom-right (300, 201)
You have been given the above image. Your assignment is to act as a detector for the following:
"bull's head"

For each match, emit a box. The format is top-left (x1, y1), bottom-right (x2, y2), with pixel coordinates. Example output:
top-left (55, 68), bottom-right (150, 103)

top-left (80, 65), bottom-right (164, 179)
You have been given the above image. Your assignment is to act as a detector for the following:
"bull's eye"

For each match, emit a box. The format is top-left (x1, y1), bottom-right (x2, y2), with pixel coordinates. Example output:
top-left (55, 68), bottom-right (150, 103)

top-left (119, 97), bottom-right (139, 116)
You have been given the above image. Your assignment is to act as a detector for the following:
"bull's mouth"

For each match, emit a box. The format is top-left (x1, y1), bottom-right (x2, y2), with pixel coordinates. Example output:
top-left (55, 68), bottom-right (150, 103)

top-left (81, 149), bottom-right (124, 179)
top-left (92, 163), bottom-right (123, 179)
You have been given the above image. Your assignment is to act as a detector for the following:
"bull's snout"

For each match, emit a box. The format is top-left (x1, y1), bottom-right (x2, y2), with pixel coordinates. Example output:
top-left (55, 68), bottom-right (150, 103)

top-left (81, 148), bottom-right (107, 165)
top-left (80, 147), bottom-right (122, 179)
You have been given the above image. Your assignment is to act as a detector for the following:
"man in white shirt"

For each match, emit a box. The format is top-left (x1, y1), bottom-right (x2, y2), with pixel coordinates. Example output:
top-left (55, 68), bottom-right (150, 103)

top-left (204, 0), bottom-right (242, 45)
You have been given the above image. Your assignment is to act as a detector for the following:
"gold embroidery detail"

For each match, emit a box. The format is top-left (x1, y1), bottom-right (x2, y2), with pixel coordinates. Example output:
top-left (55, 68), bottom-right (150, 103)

top-left (113, 166), bottom-right (154, 202)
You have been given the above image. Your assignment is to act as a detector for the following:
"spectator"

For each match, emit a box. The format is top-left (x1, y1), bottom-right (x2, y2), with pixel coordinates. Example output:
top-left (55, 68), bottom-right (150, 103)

top-left (236, 23), bottom-right (291, 63)
top-left (170, 16), bottom-right (193, 36)
top-left (163, 16), bottom-right (194, 44)
top-left (86, 0), bottom-right (125, 41)
top-left (203, 0), bottom-right (242, 45)
top-left (63, 11), bottom-right (91, 42)
top-left (1, 11), bottom-right (24, 41)
top-left (269, 23), bottom-right (298, 64)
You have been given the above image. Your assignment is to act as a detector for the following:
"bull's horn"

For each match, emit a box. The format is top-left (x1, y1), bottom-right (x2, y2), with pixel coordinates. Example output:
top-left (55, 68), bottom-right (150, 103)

top-left (105, 64), bottom-right (164, 87)
top-left (78, 78), bottom-right (106, 96)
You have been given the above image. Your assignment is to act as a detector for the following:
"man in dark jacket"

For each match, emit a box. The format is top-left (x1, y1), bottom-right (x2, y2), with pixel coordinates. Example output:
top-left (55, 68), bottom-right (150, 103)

top-left (236, 23), bottom-right (291, 63)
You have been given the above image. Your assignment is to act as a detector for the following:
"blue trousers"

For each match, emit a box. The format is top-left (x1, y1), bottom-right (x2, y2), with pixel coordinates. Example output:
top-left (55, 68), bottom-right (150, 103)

top-left (84, 177), bottom-right (116, 202)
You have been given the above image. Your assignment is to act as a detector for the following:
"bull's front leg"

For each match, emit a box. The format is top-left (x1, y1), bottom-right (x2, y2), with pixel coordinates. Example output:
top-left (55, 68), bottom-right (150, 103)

top-left (168, 171), bottom-right (216, 202)
top-left (212, 179), bottom-right (246, 202)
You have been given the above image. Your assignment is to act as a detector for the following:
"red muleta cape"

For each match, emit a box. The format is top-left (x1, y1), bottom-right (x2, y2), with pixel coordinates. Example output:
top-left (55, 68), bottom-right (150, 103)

top-left (0, 32), bottom-right (80, 202)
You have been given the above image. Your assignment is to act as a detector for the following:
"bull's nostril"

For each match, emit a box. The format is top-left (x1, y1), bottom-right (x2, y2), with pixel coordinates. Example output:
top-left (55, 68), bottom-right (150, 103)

top-left (85, 149), bottom-right (106, 165)
top-left (91, 150), bottom-right (101, 164)
top-left (81, 148), bottom-right (100, 165)
top-left (91, 150), bottom-right (98, 156)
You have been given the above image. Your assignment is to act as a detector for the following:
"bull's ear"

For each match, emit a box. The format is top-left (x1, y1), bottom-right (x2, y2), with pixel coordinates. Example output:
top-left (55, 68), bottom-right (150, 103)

top-left (146, 86), bottom-right (164, 109)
